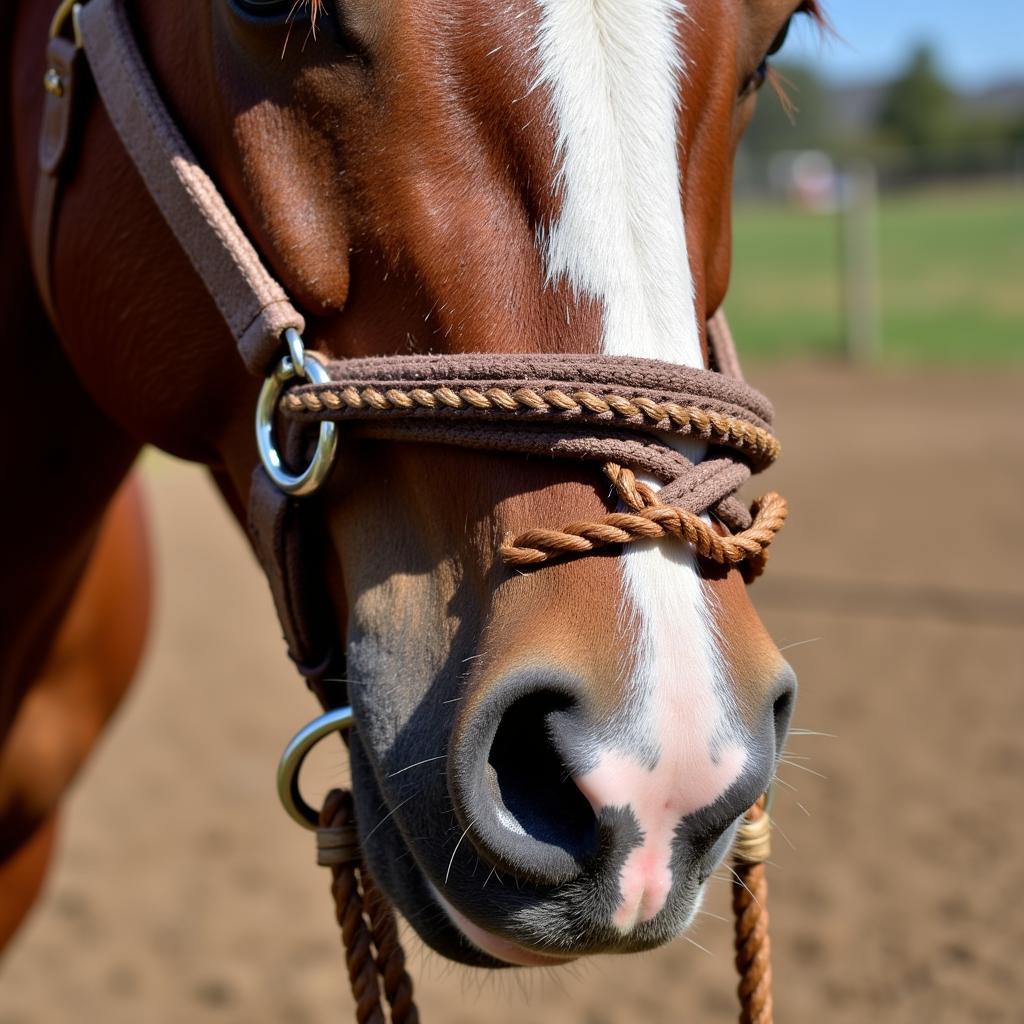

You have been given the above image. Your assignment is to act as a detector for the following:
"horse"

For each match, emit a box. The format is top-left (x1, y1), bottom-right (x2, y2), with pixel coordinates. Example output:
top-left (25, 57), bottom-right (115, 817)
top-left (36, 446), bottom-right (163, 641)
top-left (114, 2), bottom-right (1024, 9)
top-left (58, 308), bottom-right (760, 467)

top-left (1, 0), bottom-right (817, 994)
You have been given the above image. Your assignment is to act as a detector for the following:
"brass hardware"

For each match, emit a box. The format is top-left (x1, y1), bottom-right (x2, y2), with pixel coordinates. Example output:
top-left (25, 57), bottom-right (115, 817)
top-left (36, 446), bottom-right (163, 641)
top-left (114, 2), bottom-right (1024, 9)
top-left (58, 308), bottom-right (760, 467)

top-left (43, 68), bottom-right (64, 97)
top-left (49, 0), bottom-right (83, 48)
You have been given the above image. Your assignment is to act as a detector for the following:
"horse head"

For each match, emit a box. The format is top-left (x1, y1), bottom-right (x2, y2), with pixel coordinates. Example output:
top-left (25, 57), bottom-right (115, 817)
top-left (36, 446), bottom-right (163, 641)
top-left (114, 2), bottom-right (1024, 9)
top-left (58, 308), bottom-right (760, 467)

top-left (38, 0), bottom-right (818, 968)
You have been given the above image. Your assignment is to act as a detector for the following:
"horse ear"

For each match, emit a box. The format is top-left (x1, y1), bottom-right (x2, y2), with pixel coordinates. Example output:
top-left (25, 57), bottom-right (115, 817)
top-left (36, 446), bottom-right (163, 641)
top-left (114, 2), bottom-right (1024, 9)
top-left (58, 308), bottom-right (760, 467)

top-left (230, 102), bottom-right (353, 315)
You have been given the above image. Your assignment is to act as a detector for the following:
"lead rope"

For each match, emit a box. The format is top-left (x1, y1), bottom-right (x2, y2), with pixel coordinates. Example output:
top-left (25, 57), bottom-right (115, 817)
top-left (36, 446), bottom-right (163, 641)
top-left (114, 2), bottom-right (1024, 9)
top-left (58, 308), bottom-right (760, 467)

top-left (731, 796), bottom-right (774, 1023)
top-left (318, 789), bottom-right (419, 1024)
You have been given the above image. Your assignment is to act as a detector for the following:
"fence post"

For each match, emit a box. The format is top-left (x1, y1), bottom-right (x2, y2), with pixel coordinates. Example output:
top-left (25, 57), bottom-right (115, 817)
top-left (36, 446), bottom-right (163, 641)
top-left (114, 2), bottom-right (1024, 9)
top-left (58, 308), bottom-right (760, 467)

top-left (839, 161), bottom-right (882, 363)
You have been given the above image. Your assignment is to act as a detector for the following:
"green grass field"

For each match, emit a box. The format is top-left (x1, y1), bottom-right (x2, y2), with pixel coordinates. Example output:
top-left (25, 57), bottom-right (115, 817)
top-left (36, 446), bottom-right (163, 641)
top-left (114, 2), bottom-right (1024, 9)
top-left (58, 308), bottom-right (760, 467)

top-left (727, 185), bottom-right (1023, 363)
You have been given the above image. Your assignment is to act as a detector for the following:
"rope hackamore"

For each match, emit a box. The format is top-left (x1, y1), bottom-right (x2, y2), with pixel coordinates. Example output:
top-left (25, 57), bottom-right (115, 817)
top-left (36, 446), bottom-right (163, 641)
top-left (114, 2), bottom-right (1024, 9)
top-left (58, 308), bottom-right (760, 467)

top-left (258, 344), bottom-right (788, 575)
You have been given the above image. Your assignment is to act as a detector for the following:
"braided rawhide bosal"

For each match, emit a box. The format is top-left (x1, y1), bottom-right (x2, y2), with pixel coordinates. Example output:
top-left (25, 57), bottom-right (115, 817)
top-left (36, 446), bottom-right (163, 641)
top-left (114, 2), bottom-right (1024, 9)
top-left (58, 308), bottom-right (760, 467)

top-left (731, 796), bottom-right (774, 1024)
top-left (318, 789), bottom-right (420, 1024)
top-left (282, 353), bottom-right (787, 572)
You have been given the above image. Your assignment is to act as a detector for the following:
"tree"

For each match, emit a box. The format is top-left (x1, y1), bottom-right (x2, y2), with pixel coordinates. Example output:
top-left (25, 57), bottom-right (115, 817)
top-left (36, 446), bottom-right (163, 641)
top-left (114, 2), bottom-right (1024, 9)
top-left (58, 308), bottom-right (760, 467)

top-left (876, 45), bottom-right (955, 151)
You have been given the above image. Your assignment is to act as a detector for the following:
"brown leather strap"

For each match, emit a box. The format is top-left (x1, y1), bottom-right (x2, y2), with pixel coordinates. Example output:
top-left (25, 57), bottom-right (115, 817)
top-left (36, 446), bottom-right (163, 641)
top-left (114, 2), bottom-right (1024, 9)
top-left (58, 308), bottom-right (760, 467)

top-left (247, 466), bottom-right (346, 707)
top-left (32, 34), bottom-right (83, 324)
top-left (708, 308), bottom-right (745, 381)
top-left (75, 0), bottom-right (304, 375)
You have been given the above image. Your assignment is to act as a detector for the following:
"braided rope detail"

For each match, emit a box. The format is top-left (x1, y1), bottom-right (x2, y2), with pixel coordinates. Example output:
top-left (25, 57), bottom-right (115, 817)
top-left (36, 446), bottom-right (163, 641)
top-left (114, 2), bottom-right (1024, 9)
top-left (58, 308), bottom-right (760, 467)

top-left (319, 786), bottom-right (395, 1019)
top-left (284, 385), bottom-right (780, 467)
top-left (500, 464), bottom-right (787, 572)
top-left (361, 865), bottom-right (419, 1024)
top-left (732, 797), bottom-right (773, 1024)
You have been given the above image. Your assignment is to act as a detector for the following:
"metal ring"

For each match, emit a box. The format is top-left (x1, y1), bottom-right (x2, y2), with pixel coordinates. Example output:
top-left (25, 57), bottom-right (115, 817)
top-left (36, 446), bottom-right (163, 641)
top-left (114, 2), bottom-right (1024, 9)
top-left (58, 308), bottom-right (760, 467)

top-left (256, 340), bottom-right (338, 496)
top-left (277, 706), bottom-right (355, 830)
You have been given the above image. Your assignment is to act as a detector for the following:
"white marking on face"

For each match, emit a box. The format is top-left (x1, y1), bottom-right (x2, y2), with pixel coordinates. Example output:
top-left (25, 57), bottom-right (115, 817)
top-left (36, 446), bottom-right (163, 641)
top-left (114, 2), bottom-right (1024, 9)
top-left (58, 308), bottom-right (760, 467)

top-left (534, 0), bottom-right (747, 929)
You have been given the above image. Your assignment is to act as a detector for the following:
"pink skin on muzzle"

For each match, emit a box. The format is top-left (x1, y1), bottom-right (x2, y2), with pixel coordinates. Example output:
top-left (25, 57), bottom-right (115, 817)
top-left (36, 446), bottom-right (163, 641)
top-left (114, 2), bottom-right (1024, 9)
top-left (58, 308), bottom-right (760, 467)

top-left (576, 741), bottom-right (747, 931)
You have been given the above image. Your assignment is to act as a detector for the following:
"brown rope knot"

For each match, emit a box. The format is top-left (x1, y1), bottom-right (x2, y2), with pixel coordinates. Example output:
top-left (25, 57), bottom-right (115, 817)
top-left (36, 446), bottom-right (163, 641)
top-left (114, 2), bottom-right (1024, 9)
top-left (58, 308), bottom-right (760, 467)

top-left (500, 463), bottom-right (787, 577)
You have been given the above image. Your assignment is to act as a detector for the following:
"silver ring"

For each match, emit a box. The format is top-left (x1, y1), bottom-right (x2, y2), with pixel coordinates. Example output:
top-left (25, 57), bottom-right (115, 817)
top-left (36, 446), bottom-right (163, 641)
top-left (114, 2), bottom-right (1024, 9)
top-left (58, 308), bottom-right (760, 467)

top-left (277, 706), bottom-right (355, 830)
top-left (256, 340), bottom-right (338, 496)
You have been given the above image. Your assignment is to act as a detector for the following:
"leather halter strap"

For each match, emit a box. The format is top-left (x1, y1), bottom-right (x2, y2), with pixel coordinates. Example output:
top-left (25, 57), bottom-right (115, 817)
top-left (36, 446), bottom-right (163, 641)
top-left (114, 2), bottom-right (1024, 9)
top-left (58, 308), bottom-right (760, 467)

top-left (30, 0), bottom-right (750, 697)
top-left (32, 25), bottom-right (81, 326)
top-left (31, 0), bottom-right (338, 696)
top-left (33, 0), bottom-right (303, 376)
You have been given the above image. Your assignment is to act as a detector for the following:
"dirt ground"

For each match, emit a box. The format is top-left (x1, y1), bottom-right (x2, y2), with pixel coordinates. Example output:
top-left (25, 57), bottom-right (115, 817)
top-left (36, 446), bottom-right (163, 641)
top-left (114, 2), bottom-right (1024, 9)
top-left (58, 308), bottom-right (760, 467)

top-left (2, 364), bottom-right (1022, 1024)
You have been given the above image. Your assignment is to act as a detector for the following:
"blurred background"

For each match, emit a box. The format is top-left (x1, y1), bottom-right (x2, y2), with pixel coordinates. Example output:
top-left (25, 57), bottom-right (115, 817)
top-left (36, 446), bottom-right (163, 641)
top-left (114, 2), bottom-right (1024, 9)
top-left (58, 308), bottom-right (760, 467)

top-left (730, 0), bottom-right (1023, 364)
top-left (2, 2), bottom-right (1021, 1023)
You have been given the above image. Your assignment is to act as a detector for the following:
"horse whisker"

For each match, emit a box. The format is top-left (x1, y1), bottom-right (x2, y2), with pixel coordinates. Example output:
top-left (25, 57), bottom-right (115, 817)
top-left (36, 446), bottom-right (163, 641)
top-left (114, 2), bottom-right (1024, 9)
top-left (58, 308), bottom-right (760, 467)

top-left (364, 794), bottom-right (416, 842)
top-left (777, 637), bottom-right (822, 652)
top-left (445, 820), bottom-right (476, 886)
top-left (769, 815), bottom-right (797, 851)
top-left (695, 909), bottom-right (728, 922)
top-left (779, 758), bottom-right (827, 780)
top-left (723, 865), bottom-right (762, 908)
top-left (681, 934), bottom-right (714, 957)
top-left (387, 755), bottom-right (447, 778)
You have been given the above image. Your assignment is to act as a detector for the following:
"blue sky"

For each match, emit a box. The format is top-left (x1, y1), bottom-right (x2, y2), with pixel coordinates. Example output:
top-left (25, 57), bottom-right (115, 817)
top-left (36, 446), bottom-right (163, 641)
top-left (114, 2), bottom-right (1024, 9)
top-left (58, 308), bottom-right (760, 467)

top-left (785, 1), bottom-right (1024, 90)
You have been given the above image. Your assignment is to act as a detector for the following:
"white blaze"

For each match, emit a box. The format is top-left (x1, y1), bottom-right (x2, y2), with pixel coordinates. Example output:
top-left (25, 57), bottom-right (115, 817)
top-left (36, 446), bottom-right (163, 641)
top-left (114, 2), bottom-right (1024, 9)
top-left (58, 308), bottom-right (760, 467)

top-left (534, 0), bottom-right (747, 930)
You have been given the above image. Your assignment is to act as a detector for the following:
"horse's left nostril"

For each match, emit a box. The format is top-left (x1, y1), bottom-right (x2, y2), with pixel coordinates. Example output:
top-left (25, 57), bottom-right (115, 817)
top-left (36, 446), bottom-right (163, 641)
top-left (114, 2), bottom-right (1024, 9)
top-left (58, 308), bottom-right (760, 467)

top-left (487, 690), bottom-right (597, 858)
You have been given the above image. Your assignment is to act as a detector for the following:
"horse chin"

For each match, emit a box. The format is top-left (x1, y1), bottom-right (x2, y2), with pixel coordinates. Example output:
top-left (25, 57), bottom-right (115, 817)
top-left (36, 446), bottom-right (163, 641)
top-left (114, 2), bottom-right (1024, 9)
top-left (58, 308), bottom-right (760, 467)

top-left (427, 884), bottom-right (579, 968)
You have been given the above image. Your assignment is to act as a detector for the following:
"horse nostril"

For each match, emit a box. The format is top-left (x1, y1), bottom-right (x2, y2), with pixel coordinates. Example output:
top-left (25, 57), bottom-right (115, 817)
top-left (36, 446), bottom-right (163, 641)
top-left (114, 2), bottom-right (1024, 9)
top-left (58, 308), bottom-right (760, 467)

top-left (770, 667), bottom-right (797, 753)
top-left (487, 691), bottom-right (597, 859)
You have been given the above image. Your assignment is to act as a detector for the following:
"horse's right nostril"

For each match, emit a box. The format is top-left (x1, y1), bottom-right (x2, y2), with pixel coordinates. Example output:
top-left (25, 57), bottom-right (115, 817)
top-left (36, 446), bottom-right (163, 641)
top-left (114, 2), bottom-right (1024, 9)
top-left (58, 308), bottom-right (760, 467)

top-left (487, 690), bottom-right (597, 858)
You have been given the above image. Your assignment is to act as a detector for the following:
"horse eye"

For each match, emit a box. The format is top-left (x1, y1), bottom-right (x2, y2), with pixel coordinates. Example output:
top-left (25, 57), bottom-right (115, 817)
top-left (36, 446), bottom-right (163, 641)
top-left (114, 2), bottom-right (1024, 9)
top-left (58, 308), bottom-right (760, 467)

top-left (231, 0), bottom-right (299, 19)
top-left (766, 16), bottom-right (793, 58)
top-left (739, 14), bottom-right (796, 98)
top-left (230, 0), bottom-right (361, 56)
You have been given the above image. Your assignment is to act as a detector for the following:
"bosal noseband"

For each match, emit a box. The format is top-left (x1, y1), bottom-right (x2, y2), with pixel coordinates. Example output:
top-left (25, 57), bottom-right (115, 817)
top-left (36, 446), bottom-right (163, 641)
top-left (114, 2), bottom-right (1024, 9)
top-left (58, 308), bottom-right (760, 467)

top-left (35, 2), bottom-right (782, 1021)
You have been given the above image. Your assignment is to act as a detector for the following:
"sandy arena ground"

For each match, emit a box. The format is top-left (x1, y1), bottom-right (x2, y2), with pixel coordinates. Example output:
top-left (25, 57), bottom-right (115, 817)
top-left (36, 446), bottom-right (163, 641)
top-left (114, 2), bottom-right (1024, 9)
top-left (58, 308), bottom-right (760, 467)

top-left (2, 364), bottom-right (1022, 1023)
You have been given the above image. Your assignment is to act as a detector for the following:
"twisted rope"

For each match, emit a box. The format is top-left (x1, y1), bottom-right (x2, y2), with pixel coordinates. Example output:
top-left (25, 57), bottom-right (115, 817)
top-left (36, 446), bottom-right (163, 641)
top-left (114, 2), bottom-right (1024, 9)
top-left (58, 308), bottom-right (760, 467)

top-left (284, 385), bottom-right (779, 469)
top-left (361, 869), bottom-right (419, 1024)
top-left (500, 464), bottom-right (787, 575)
top-left (732, 796), bottom-right (774, 1024)
top-left (318, 789), bottom-right (419, 1024)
